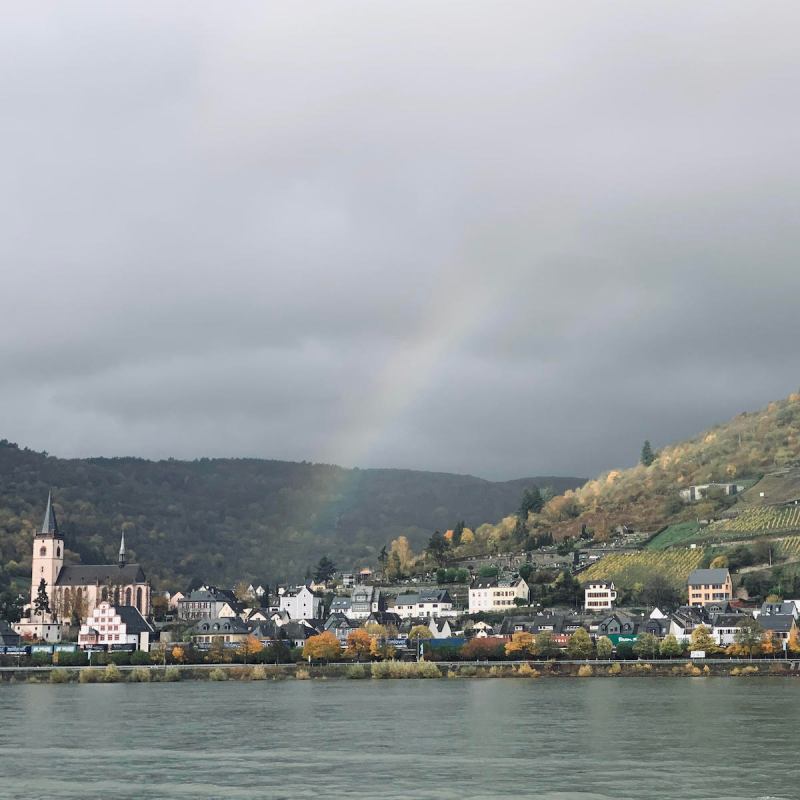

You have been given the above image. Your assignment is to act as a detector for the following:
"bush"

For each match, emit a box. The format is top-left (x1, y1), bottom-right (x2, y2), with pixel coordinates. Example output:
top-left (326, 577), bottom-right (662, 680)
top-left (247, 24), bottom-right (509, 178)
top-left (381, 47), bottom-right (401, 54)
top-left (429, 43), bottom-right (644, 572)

top-left (346, 664), bottom-right (368, 679)
top-left (130, 651), bottom-right (150, 666)
top-left (607, 662), bottom-right (621, 676)
top-left (577, 664), bottom-right (593, 677)
top-left (209, 668), bottom-right (228, 681)
top-left (49, 668), bottom-right (70, 684)
top-left (104, 664), bottom-right (122, 682)
top-left (81, 669), bottom-right (104, 683)
top-left (56, 651), bottom-right (89, 667)
top-left (128, 667), bottom-right (151, 683)
top-left (108, 652), bottom-right (131, 666)
top-left (294, 668), bottom-right (311, 680)
top-left (163, 667), bottom-right (181, 682)
top-left (517, 663), bottom-right (540, 678)
top-left (250, 665), bottom-right (267, 680)
top-left (458, 665), bottom-right (478, 677)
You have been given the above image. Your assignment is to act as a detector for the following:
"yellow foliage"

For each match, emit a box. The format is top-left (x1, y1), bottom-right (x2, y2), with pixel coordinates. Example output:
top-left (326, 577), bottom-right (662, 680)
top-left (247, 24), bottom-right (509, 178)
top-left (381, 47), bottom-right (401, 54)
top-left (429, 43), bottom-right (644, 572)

top-left (345, 629), bottom-right (372, 660)
top-left (171, 646), bottom-right (185, 663)
top-left (302, 631), bottom-right (341, 661)
top-left (460, 528), bottom-right (474, 543)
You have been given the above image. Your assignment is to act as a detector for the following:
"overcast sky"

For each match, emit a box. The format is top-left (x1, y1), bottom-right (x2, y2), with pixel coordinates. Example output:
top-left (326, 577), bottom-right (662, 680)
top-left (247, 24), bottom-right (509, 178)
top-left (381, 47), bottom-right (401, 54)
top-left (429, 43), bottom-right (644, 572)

top-left (2, 3), bottom-right (800, 480)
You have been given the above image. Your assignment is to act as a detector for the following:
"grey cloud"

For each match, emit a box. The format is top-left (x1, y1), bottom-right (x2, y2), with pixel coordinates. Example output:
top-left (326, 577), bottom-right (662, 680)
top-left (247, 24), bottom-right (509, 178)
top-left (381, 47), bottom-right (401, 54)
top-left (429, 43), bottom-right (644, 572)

top-left (2, 2), bottom-right (800, 479)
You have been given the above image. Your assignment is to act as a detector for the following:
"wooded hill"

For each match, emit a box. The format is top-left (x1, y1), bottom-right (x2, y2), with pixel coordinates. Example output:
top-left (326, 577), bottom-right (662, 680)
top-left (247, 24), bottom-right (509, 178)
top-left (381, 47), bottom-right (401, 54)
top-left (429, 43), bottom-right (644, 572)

top-left (463, 391), bottom-right (800, 557)
top-left (0, 440), bottom-right (582, 594)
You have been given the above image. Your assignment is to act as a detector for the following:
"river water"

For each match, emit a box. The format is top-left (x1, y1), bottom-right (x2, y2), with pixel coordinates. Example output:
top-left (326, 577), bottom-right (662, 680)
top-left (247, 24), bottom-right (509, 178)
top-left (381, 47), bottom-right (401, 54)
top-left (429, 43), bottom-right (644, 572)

top-left (0, 677), bottom-right (796, 799)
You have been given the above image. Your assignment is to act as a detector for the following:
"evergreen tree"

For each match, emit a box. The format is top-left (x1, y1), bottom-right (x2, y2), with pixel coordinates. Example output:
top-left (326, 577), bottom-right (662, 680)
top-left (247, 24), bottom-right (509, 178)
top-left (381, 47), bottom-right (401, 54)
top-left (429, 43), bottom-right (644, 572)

top-left (518, 486), bottom-right (544, 520)
top-left (641, 440), bottom-right (655, 466)
top-left (313, 556), bottom-right (336, 584)
top-left (378, 545), bottom-right (389, 576)
top-left (451, 520), bottom-right (465, 548)
top-left (426, 530), bottom-right (449, 567)
top-left (33, 578), bottom-right (50, 619)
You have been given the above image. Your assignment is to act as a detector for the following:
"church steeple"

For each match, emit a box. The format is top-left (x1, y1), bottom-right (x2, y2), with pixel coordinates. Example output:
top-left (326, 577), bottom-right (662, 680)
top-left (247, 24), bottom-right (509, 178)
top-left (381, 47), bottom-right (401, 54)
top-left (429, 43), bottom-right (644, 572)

top-left (118, 530), bottom-right (126, 567)
top-left (40, 491), bottom-right (62, 538)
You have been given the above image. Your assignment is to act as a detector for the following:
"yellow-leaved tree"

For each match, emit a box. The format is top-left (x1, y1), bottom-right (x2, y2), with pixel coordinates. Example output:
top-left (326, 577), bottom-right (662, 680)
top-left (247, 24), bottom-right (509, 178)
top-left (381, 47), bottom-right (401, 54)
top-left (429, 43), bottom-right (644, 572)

top-left (504, 631), bottom-right (536, 658)
top-left (345, 629), bottom-right (372, 661)
top-left (303, 631), bottom-right (341, 662)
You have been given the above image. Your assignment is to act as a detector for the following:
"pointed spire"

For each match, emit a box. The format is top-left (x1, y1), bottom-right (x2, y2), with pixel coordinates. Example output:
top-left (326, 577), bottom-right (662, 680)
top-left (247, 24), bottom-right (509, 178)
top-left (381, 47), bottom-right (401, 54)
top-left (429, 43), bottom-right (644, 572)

top-left (118, 530), bottom-right (126, 567)
top-left (41, 491), bottom-right (60, 537)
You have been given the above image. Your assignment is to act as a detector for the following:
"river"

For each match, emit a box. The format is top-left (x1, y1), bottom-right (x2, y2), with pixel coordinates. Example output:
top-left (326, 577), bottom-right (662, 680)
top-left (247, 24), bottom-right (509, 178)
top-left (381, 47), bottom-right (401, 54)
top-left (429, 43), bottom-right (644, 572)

top-left (0, 677), bottom-right (795, 799)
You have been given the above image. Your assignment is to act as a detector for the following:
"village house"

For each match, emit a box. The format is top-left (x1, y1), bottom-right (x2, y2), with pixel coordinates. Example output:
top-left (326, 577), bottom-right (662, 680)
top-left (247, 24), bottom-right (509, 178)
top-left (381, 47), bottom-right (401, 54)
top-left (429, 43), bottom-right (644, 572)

top-left (178, 586), bottom-right (241, 621)
top-left (192, 616), bottom-right (250, 647)
top-left (583, 580), bottom-right (617, 611)
top-left (389, 588), bottom-right (455, 619)
top-left (468, 574), bottom-right (529, 614)
top-left (679, 483), bottom-right (744, 503)
top-left (711, 613), bottom-right (749, 646)
top-left (78, 601), bottom-right (154, 652)
top-left (0, 620), bottom-right (21, 648)
top-left (428, 619), bottom-right (454, 639)
top-left (758, 614), bottom-right (797, 646)
top-left (668, 606), bottom-right (710, 642)
top-left (323, 613), bottom-right (360, 645)
top-left (758, 600), bottom-right (800, 620)
top-left (687, 568), bottom-right (732, 606)
top-left (279, 586), bottom-right (324, 620)
top-left (349, 585), bottom-right (385, 620)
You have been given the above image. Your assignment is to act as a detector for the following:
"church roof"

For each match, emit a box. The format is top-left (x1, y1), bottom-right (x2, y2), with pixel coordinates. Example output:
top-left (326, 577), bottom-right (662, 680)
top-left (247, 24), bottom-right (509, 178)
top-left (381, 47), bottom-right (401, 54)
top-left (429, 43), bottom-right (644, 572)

top-left (41, 492), bottom-right (62, 537)
top-left (55, 563), bottom-right (146, 586)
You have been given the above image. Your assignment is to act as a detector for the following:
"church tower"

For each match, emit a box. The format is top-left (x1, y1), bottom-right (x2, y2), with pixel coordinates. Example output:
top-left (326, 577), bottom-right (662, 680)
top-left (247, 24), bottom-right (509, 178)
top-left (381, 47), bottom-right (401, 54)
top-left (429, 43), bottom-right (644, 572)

top-left (30, 491), bottom-right (64, 619)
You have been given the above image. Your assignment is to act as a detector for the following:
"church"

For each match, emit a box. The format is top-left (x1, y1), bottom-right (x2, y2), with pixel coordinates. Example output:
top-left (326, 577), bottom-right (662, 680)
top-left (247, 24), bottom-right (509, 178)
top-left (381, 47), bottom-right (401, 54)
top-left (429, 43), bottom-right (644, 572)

top-left (15, 493), bottom-right (151, 642)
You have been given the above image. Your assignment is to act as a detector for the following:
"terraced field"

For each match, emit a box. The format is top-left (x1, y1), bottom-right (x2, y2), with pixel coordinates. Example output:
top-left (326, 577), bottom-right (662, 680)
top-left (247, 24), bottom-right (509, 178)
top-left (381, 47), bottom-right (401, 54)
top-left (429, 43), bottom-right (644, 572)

top-left (709, 506), bottom-right (800, 535)
top-left (775, 536), bottom-right (800, 559)
top-left (646, 522), bottom-right (701, 550)
top-left (580, 549), bottom-right (704, 590)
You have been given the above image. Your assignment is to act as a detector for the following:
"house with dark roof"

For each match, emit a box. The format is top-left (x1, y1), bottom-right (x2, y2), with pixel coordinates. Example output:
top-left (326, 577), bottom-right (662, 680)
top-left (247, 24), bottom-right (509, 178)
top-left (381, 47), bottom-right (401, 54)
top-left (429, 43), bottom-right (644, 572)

top-left (687, 569), bottom-right (732, 606)
top-left (323, 613), bottom-right (360, 644)
top-left (595, 612), bottom-right (641, 638)
top-left (711, 613), bottom-right (749, 646)
top-left (757, 614), bottom-right (797, 644)
top-left (0, 620), bottom-right (21, 648)
top-left (178, 586), bottom-right (242, 621)
top-left (192, 616), bottom-right (250, 647)
top-left (759, 600), bottom-right (800, 620)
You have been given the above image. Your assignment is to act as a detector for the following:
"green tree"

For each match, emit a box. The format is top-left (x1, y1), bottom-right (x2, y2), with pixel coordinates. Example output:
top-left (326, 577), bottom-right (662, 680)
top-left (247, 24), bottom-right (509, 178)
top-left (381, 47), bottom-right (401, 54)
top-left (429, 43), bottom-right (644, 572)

top-left (451, 520), bottom-right (465, 548)
top-left (314, 556), bottom-right (336, 584)
top-left (408, 625), bottom-right (433, 641)
top-left (378, 545), bottom-right (389, 576)
top-left (595, 636), bottom-right (613, 660)
top-left (567, 628), bottom-right (593, 659)
top-left (426, 531), bottom-right (449, 567)
top-left (640, 440), bottom-right (655, 466)
top-left (659, 634), bottom-right (683, 658)
top-left (534, 631), bottom-right (559, 659)
top-left (518, 486), bottom-right (544, 518)
top-left (632, 632), bottom-right (660, 660)
top-left (732, 618), bottom-right (763, 658)
top-left (33, 578), bottom-right (50, 619)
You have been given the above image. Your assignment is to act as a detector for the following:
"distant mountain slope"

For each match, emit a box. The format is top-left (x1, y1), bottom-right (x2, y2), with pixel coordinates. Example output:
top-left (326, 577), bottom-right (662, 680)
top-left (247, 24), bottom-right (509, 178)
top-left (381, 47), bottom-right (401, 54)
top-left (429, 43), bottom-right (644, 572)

top-left (0, 441), bottom-right (583, 591)
top-left (464, 392), bottom-right (800, 554)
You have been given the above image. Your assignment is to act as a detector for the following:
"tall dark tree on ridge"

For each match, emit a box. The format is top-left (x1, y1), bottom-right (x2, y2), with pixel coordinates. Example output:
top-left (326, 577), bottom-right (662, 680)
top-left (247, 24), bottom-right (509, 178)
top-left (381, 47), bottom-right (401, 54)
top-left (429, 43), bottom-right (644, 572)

top-left (641, 440), bottom-right (655, 467)
top-left (314, 556), bottom-right (336, 584)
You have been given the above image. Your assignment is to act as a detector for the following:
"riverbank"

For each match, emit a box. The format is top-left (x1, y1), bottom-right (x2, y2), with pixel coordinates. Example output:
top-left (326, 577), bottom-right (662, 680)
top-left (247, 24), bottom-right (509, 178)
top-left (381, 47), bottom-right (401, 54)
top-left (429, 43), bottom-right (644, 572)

top-left (2, 658), bottom-right (800, 683)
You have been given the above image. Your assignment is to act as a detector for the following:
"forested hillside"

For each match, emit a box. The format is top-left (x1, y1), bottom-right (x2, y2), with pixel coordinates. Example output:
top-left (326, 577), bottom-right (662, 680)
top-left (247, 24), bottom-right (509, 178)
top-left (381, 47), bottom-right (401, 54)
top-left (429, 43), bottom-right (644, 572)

top-left (460, 392), bottom-right (800, 556)
top-left (0, 441), bottom-right (582, 593)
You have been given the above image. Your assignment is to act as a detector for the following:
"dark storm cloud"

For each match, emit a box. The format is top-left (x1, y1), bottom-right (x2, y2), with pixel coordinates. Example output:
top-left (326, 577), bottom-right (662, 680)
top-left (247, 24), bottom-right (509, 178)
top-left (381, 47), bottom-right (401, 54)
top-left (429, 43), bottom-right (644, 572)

top-left (2, 2), bottom-right (800, 479)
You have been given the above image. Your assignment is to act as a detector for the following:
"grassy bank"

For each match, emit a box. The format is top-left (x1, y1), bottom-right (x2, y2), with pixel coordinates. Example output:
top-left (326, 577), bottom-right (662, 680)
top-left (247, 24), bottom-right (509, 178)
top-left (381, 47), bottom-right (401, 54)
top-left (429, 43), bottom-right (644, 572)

top-left (3, 659), bottom-right (800, 684)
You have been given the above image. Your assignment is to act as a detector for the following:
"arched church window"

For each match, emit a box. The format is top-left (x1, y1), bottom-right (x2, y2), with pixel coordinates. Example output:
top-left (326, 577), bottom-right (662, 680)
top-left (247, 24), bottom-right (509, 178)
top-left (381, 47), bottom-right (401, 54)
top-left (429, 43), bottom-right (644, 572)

top-left (125, 587), bottom-right (132, 605)
top-left (114, 588), bottom-right (120, 605)
top-left (39, 546), bottom-right (46, 557)
top-left (101, 587), bottom-right (108, 601)
top-left (56, 547), bottom-right (61, 557)
top-left (136, 587), bottom-right (143, 612)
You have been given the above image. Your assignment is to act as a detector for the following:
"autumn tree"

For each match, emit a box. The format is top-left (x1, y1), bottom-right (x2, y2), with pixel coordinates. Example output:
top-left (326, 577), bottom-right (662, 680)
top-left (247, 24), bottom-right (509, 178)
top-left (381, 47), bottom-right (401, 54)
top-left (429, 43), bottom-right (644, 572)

top-left (504, 632), bottom-right (536, 658)
top-left (302, 631), bottom-right (341, 662)
top-left (689, 625), bottom-right (718, 654)
top-left (408, 625), bottom-right (433, 641)
top-left (731, 619), bottom-right (763, 658)
top-left (595, 636), bottom-right (613, 660)
top-left (567, 628), bottom-right (593, 659)
top-left (233, 581), bottom-right (252, 602)
top-left (788, 627), bottom-right (800, 655)
top-left (239, 635), bottom-right (265, 664)
top-left (171, 645), bottom-right (186, 663)
top-left (345, 629), bottom-right (372, 662)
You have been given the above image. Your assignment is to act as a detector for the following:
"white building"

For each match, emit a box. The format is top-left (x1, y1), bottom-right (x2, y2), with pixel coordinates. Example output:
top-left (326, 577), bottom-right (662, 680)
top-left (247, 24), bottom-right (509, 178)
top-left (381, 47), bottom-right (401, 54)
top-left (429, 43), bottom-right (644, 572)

top-left (583, 580), bottom-right (617, 611)
top-left (389, 589), bottom-right (456, 619)
top-left (468, 575), bottom-right (529, 614)
top-left (78, 602), bottom-right (154, 652)
top-left (279, 586), bottom-right (324, 620)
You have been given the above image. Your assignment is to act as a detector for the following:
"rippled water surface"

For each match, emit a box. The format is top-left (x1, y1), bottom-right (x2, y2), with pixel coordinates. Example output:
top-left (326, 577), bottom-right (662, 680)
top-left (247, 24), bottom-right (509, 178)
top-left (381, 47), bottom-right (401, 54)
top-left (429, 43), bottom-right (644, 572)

top-left (0, 676), bottom-right (796, 799)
